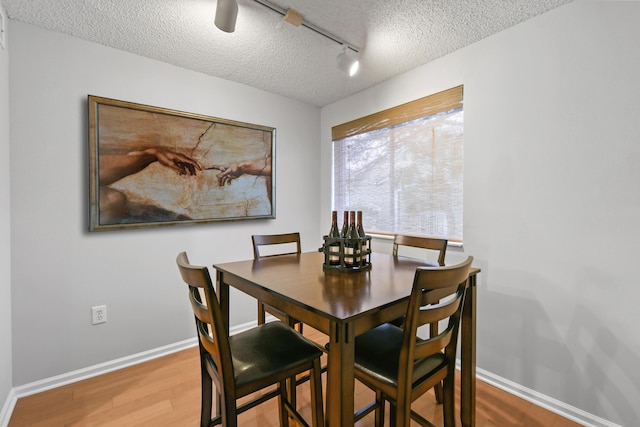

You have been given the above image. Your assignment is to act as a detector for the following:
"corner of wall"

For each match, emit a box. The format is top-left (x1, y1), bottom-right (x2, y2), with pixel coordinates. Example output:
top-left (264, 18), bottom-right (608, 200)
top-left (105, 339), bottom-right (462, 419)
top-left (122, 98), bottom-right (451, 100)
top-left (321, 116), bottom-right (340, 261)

top-left (0, 388), bottom-right (17, 427)
top-left (0, 4), bottom-right (13, 426)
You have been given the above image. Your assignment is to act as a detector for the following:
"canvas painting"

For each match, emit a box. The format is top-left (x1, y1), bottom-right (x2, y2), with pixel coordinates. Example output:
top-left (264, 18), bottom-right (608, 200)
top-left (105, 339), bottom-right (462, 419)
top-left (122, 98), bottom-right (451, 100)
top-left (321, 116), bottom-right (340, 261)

top-left (88, 96), bottom-right (275, 231)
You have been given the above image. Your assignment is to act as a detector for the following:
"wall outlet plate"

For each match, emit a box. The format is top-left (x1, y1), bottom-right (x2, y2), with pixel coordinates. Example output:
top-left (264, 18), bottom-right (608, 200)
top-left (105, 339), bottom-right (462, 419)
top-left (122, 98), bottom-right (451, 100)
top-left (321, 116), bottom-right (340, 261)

top-left (92, 305), bottom-right (107, 325)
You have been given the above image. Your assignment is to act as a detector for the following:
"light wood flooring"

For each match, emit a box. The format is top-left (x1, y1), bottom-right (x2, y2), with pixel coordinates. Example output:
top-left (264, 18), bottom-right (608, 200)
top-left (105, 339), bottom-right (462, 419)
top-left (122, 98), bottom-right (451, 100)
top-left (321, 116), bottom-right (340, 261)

top-left (9, 328), bottom-right (582, 427)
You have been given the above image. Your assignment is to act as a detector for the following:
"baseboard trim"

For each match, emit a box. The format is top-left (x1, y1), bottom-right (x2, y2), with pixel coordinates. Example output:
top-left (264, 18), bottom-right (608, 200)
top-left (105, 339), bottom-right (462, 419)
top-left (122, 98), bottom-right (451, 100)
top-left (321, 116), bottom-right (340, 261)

top-left (0, 388), bottom-right (16, 427)
top-left (10, 321), bottom-right (255, 401)
top-left (0, 322), bottom-right (258, 427)
top-left (2, 324), bottom-right (620, 427)
top-left (13, 337), bottom-right (198, 400)
top-left (473, 365), bottom-right (622, 427)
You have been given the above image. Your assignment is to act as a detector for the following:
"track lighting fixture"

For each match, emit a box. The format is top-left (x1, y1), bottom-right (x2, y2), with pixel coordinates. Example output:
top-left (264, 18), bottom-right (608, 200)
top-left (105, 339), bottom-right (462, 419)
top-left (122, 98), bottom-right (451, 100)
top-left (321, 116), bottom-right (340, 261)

top-left (215, 0), bottom-right (361, 76)
top-left (214, 0), bottom-right (238, 33)
top-left (337, 47), bottom-right (360, 77)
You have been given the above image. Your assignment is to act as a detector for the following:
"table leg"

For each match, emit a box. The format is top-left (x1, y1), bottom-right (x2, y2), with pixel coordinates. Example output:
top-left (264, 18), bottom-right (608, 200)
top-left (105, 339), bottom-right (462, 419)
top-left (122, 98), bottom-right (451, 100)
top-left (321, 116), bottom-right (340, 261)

top-left (216, 271), bottom-right (230, 335)
top-left (460, 274), bottom-right (477, 427)
top-left (326, 321), bottom-right (355, 427)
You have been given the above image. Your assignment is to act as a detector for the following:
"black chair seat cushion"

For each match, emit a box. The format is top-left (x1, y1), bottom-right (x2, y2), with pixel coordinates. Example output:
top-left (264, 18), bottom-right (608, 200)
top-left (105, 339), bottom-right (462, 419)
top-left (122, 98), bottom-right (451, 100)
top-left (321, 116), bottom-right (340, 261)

top-left (229, 321), bottom-right (322, 388)
top-left (354, 323), bottom-right (447, 388)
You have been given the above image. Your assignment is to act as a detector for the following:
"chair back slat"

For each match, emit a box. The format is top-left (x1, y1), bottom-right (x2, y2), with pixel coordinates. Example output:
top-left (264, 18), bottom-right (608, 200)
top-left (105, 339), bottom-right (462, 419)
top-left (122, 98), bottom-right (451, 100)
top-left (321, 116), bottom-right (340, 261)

top-left (252, 232), bottom-right (301, 259)
top-left (416, 286), bottom-right (465, 326)
top-left (189, 287), bottom-right (212, 324)
top-left (419, 286), bottom-right (458, 306)
top-left (392, 234), bottom-right (447, 265)
top-left (414, 327), bottom-right (454, 360)
top-left (413, 284), bottom-right (466, 360)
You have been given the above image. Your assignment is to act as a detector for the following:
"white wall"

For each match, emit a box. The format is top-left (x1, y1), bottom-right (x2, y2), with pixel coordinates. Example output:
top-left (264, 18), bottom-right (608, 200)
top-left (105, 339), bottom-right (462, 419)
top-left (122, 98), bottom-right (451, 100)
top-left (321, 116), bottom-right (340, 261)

top-left (0, 1), bottom-right (13, 419)
top-left (7, 1), bottom-right (640, 426)
top-left (321, 1), bottom-right (640, 426)
top-left (8, 21), bottom-right (322, 386)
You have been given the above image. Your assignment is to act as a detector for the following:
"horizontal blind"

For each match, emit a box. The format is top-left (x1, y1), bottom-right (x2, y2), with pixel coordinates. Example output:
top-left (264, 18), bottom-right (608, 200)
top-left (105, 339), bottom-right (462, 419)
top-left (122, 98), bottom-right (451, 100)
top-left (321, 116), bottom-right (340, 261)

top-left (332, 85), bottom-right (463, 141)
top-left (332, 85), bottom-right (464, 242)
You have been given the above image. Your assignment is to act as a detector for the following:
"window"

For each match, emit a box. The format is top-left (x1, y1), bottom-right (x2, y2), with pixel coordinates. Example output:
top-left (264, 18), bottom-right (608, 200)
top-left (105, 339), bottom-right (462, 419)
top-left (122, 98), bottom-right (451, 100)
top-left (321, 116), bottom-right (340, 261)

top-left (332, 86), bottom-right (464, 242)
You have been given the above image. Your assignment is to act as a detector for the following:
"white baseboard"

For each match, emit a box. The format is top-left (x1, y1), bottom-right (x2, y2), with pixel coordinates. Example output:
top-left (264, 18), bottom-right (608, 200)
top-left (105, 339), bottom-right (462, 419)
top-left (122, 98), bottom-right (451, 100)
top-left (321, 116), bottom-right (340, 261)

top-left (0, 388), bottom-right (16, 427)
top-left (1, 324), bottom-right (621, 427)
top-left (12, 337), bottom-right (198, 399)
top-left (0, 321), bottom-right (256, 427)
top-left (473, 365), bottom-right (622, 427)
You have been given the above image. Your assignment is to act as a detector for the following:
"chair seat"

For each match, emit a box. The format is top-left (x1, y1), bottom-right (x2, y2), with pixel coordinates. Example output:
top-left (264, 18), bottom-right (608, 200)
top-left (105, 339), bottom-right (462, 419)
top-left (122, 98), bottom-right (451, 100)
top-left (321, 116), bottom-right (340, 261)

top-left (354, 323), bottom-right (447, 388)
top-left (228, 321), bottom-right (322, 389)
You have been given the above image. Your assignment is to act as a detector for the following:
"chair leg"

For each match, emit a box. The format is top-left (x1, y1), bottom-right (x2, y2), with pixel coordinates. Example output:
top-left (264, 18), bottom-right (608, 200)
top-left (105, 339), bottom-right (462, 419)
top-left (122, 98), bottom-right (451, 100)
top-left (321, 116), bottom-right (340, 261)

top-left (374, 390), bottom-right (385, 427)
top-left (430, 323), bottom-right (444, 404)
top-left (278, 379), bottom-right (290, 427)
top-left (214, 391), bottom-right (221, 418)
top-left (200, 367), bottom-right (212, 427)
top-left (285, 317), bottom-right (299, 412)
top-left (310, 359), bottom-right (324, 427)
top-left (220, 389), bottom-right (238, 427)
top-left (434, 381), bottom-right (444, 404)
top-left (442, 371), bottom-right (457, 427)
top-left (395, 390), bottom-right (414, 427)
top-left (389, 401), bottom-right (398, 427)
top-left (287, 374), bottom-right (297, 416)
top-left (257, 301), bottom-right (266, 325)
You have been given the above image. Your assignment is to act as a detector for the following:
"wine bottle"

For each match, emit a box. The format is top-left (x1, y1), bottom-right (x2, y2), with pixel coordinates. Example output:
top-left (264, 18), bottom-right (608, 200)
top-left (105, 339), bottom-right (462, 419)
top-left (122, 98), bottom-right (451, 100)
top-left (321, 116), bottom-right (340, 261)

top-left (328, 211), bottom-right (340, 265)
top-left (345, 211), bottom-right (358, 266)
top-left (340, 211), bottom-right (349, 238)
top-left (357, 211), bottom-right (367, 261)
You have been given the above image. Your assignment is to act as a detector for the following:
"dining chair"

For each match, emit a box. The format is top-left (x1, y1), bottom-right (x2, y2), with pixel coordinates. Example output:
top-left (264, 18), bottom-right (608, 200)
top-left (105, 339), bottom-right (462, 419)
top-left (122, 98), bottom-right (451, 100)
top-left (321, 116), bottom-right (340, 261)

top-left (389, 235), bottom-right (447, 328)
top-left (353, 256), bottom-right (473, 427)
top-left (392, 234), bottom-right (448, 266)
top-left (176, 252), bottom-right (324, 427)
top-left (252, 233), bottom-right (303, 332)
top-left (390, 235), bottom-right (449, 402)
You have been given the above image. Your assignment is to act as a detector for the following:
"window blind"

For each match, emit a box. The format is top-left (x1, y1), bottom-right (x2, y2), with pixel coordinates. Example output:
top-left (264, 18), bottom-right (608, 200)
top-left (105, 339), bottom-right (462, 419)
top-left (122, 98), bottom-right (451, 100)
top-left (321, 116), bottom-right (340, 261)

top-left (332, 85), bottom-right (464, 242)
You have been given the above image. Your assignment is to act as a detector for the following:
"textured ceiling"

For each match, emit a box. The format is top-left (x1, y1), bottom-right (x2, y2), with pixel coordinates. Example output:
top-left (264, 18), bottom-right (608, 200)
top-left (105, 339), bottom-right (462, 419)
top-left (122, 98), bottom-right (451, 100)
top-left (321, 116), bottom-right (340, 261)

top-left (2, 0), bottom-right (573, 107)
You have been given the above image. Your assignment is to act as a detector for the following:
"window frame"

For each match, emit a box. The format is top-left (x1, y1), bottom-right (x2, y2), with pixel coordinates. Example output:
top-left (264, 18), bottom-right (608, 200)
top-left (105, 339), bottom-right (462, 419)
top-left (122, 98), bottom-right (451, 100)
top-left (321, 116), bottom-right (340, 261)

top-left (331, 85), bottom-right (464, 243)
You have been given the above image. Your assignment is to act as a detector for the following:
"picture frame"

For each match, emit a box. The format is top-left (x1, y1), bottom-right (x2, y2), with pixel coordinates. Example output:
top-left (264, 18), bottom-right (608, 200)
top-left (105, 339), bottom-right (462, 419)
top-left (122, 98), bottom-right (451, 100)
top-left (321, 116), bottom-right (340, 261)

top-left (88, 96), bottom-right (275, 231)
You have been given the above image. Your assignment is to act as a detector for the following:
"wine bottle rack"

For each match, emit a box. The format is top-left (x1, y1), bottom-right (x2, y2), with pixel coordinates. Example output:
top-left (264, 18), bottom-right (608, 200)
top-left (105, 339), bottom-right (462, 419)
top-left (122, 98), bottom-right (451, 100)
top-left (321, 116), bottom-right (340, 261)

top-left (320, 235), bottom-right (372, 272)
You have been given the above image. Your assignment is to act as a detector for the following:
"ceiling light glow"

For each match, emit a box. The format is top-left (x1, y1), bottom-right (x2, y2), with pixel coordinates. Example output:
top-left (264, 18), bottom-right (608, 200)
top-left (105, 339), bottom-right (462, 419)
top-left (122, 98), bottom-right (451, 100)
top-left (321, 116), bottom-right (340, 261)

top-left (337, 49), bottom-right (360, 77)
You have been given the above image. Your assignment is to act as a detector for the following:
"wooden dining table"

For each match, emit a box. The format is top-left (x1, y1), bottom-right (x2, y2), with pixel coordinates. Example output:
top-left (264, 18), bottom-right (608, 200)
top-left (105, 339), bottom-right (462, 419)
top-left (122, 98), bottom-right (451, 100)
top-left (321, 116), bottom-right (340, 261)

top-left (213, 251), bottom-right (480, 427)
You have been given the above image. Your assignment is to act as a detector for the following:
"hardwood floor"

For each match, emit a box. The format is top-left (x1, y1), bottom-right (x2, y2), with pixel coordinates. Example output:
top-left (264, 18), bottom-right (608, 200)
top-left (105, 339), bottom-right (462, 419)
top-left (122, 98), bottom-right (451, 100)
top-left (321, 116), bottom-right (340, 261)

top-left (9, 328), bottom-right (582, 427)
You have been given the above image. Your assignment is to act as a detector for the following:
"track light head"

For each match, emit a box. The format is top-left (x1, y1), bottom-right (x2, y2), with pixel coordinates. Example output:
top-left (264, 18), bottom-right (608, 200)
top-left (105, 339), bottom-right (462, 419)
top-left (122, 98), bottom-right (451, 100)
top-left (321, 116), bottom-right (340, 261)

top-left (215, 0), bottom-right (238, 33)
top-left (337, 48), bottom-right (360, 77)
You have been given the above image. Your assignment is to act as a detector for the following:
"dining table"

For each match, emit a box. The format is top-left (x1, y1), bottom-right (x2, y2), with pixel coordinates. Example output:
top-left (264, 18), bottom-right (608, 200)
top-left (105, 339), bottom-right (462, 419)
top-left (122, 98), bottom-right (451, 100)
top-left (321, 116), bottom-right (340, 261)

top-left (213, 250), bottom-right (480, 427)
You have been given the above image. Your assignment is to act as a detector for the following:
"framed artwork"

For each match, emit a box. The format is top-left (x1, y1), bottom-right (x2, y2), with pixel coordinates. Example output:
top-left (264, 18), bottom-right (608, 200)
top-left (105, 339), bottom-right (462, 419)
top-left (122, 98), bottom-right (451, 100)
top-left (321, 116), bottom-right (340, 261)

top-left (88, 96), bottom-right (275, 231)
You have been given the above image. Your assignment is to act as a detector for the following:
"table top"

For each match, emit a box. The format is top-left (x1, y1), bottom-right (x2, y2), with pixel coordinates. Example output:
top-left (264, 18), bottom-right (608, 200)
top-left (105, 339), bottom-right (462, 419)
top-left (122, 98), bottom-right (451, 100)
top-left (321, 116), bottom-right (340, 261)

top-left (213, 251), bottom-right (460, 322)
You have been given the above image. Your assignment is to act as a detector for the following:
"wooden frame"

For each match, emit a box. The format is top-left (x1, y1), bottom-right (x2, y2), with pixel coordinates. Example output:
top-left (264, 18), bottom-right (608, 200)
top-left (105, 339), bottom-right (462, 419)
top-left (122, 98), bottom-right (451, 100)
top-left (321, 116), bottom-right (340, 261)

top-left (88, 96), bottom-right (275, 231)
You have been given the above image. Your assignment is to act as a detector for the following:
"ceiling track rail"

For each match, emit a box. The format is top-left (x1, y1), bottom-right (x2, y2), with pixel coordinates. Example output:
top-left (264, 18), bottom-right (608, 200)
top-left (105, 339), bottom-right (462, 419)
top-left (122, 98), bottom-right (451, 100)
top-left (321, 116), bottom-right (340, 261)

top-left (252, 0), bottom-right (360, 53)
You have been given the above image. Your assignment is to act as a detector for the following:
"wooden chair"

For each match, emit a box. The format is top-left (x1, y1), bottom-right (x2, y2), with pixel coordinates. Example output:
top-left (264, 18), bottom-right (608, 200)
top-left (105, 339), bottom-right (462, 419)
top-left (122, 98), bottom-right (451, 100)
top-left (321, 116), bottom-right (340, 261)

top-left (353, 256), bottom-right (473, 427)
top-left (391, 235), bottom-right (449, 402)
top-left (392, 234), bottom-right (448, 266)
top-left (389, 235), bottom-right (447, 329)
top-left (176, 252), bottom-right (324, 427)
top-left (252, 233), bottom-right (303, 332)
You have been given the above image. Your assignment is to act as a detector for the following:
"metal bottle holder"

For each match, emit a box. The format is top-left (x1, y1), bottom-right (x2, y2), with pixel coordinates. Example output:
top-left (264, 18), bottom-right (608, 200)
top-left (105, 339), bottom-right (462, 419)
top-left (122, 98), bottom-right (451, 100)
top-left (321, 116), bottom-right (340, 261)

top-left (321, 235), bottom-right (372, 272)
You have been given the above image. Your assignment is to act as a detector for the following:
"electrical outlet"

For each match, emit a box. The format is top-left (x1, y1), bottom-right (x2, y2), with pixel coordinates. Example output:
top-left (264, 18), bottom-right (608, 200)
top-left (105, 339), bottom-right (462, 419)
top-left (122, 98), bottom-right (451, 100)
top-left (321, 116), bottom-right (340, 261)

top-left (92, 305), bottom-right (107, 325)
